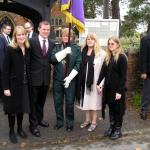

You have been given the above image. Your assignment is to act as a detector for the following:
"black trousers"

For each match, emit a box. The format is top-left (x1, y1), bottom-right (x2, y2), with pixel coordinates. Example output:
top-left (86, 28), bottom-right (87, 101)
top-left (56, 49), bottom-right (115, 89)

top-left (141, 78), bottom-right (150, 113)
top-left (29, 84), bottom-right (48, 128)
top-left (108, 102), bottom-right (125, 128)
top-left (8, 113), bottom-right (23, 131)
top-left (0, 71), bottom-right (3, 99)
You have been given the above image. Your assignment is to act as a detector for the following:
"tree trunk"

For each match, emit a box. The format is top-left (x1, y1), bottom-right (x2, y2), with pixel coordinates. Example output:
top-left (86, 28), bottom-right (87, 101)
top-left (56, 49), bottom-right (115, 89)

top-left (111, 0), bottom-right (120, 19)
top-left (103, 0), bottom-right (109, 19)
top-left (147, 21), bottom-right (150, 34)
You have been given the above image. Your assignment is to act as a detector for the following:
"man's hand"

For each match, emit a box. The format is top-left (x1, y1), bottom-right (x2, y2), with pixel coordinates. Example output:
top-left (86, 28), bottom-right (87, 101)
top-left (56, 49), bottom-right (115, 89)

top-left (4, 89), bottom-right (11, 96)
top-left (141, 73), bottom-right (147, 80)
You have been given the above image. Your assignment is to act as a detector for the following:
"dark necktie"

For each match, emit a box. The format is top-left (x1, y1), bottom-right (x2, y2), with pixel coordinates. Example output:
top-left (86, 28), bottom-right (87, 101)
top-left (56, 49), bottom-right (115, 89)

top-left (62, 45), bottom-right (69, 77)
top-left (28, 33), bottom-right (30, 38)
top-left (42, 39), bottom-right (46, 56)
top-left (7, 36), bottom-right (10, 44)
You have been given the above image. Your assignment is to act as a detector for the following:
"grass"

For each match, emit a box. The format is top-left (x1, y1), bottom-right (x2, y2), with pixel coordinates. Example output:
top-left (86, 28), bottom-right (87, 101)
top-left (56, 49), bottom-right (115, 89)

top-left (132, 92), bottom-right (141, 109)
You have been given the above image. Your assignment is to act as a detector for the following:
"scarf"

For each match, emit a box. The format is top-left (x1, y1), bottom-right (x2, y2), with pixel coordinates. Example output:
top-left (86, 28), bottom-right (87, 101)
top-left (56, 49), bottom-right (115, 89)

top-left (84, 49), bottom-right (95, 90)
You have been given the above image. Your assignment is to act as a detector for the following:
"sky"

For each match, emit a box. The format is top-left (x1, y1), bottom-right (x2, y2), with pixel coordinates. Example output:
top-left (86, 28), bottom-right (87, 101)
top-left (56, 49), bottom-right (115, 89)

top-left (120, 1), bottom-right (129, 20)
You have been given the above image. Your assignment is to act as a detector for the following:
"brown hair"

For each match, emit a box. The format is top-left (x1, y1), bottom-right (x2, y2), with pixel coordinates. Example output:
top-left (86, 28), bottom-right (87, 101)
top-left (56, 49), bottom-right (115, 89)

top-left (38, 21), bottom-right (50, 28)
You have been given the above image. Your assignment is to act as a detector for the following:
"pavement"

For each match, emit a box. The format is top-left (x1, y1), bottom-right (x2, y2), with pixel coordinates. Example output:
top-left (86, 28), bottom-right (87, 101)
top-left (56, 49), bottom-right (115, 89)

top-left (0, 92), bottom-right (150, 150)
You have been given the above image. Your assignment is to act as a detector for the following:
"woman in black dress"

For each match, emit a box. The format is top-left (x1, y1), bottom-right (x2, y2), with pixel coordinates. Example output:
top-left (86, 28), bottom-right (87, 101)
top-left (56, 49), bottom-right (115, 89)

top-left (2, 26), bottom-right (31, 144)
top-left (97, 36), bottom-right (127, 140)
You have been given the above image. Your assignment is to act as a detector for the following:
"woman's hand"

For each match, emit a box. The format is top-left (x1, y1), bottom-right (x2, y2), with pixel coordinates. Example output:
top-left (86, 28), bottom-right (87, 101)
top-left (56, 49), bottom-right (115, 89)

top-left (4, 89), bottom-right (11, 96)
top-left (115, 93), bottom-right (121, 100)
top-left (97, 85), bottom-right (103, 95)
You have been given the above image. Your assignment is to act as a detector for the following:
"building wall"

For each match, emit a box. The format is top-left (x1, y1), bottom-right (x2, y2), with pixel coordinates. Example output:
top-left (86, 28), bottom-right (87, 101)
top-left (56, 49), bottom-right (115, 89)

top-left (51, 3), bottom-right (67, 42)
top-left (0, 3), bottom-right (67, 40)
top-left (0, 11), bottom-right (28, 28)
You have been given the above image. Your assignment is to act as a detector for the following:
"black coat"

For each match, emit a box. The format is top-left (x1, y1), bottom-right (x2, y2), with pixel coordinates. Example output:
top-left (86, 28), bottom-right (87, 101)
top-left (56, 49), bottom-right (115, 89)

top-left (140, 34), bottom-right (150, 76)
top-left (2, 46), bottom-right (31, 113)
top-left (31, 32), bottom-right (38, 38)
top-left (29, 36), bottom-right (55, 86)
top-left (97, 53), bottom-right (127, 117)
top-left (0, 34), bottom-right (9, 71)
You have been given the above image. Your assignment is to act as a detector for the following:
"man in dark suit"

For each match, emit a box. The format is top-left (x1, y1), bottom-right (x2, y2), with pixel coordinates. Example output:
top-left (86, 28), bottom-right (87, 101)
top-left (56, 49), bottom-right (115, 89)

top-left (29, 21), bottom-right (55, 137)
top-left (0, 24), bottom-right (11, 100)
top-left (24, 21), bottom-right (38, 39)
top-left (140, 34), bottom-right (150, 120)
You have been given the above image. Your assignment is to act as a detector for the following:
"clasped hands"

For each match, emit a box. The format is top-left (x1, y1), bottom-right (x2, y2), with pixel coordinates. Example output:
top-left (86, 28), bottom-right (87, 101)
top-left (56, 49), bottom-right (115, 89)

top-left (97, 85), bottom-right (121, 100)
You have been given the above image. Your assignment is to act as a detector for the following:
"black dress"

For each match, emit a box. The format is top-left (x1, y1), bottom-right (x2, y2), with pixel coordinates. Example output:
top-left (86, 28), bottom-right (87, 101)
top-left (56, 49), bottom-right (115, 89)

top-left (20, 58), bottom-right (30, 113)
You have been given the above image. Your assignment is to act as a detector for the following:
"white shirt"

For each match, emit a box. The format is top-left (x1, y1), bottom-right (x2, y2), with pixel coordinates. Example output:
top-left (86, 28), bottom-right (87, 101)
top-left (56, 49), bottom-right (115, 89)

top-left (3, 32), bottom-right (11, 44)
top-left (38, 35), bottom-right (49, 52)
top-left (28, 31), bottom-right (33, 39)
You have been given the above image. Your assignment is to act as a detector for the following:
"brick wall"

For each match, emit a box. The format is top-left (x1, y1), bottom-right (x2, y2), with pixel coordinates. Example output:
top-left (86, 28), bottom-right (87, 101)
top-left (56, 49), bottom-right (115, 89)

top-left (126, 53), bottom-right (140, 98)
top-left (0, 11), bottom-right (28, 27)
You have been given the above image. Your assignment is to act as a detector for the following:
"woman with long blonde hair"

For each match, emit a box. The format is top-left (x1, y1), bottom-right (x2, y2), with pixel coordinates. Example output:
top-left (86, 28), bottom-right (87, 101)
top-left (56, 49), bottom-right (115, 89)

top-left (97, 36), bottom-right (127, 140)
top-left (76, 33), bottom-right (106, 132)
top-left (2, 26), bottom-right (31, 144)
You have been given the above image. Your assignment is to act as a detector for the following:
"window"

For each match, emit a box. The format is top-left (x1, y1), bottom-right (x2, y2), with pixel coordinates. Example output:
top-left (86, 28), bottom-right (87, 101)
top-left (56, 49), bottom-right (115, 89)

top-left (51, 17), bottom-right (63, 26)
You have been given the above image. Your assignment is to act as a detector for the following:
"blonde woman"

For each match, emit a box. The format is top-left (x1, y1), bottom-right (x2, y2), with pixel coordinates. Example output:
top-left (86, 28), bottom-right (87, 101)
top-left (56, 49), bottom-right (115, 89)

top-left (97, 36), bottom-right (127, 140)
top-left (2, 26), bottom-right (31, 143)
top-left (76, 33), bottom-right (105, 132)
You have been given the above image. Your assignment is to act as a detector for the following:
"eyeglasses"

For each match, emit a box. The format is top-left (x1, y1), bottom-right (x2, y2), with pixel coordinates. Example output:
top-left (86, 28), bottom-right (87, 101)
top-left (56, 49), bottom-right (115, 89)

top-left (108, 43), bottom-right (115, 46)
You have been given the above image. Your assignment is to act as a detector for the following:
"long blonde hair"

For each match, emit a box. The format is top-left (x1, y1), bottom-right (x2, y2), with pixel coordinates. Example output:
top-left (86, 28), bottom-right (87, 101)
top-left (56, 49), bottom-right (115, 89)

top-left (10, 25), bottom-right (30, 48)
top-left (83, 33), bottom-right (101, 56)
top-left (105, 36), bottom-right (122, 65)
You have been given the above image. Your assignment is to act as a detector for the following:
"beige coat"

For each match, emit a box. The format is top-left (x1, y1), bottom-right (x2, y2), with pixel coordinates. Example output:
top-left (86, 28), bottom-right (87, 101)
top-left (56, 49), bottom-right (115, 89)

top-left (80, 50), bottom-right (106, 110)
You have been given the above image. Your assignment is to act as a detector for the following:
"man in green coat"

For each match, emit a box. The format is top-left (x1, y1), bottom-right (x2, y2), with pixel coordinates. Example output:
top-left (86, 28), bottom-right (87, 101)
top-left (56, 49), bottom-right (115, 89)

top-left (51, 28), bottom-right (81, 131)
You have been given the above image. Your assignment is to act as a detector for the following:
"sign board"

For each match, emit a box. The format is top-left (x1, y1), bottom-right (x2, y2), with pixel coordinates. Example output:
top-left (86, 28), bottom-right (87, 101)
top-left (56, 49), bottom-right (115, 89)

top-left (79, 19), bottom-right (119, 47)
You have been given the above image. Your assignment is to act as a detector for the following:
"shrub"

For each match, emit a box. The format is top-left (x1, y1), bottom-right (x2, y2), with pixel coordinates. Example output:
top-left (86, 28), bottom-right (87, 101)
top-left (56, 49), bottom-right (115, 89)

top-left (132, 92), bottom-right (141, 109)
top-left (120, 36), bottom-right (140, 54)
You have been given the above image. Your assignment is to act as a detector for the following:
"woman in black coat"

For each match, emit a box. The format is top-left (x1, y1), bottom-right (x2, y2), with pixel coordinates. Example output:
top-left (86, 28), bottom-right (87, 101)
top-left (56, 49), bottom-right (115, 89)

top-left (97, 36), bottom-right (127, 140)
top-left (2, 26), bottom-right (31, 144)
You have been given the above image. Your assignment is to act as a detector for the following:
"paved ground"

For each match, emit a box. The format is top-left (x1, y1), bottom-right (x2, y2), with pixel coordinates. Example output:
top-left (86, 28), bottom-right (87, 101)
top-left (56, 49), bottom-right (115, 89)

top-left (0, 92), bottom-right (150, 150)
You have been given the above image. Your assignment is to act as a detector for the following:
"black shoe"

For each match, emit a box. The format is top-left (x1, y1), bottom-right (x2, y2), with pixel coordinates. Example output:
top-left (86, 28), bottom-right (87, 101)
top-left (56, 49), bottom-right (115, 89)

top-left (54, 124), bottom-right (63, 130)
top-left (104, 125), bottom-right (114, 137)
top-left (9, 131), bottom-right (18, 144)
top-left (29, 127), bottom-right (40, 137)
top-left (140, 112), bottom-right (147, 120)
top-left (66, 126), bottom-right (73, 132)
top-left (17, 129), bottom-right (27, 139)
top-left (38, 120), bottom-right (49, 127)
top-left (110, 127), bottom-right (122, 140)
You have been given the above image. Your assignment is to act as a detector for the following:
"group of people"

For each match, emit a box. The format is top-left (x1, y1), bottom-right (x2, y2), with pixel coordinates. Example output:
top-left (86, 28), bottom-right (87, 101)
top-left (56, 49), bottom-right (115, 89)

top-left (0, 20), bottom-right (129, 144)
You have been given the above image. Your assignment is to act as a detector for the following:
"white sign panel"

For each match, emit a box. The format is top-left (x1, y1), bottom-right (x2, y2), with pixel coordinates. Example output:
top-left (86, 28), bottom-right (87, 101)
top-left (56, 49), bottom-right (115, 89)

top-left (79, 19), bottom-right (119, 47)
